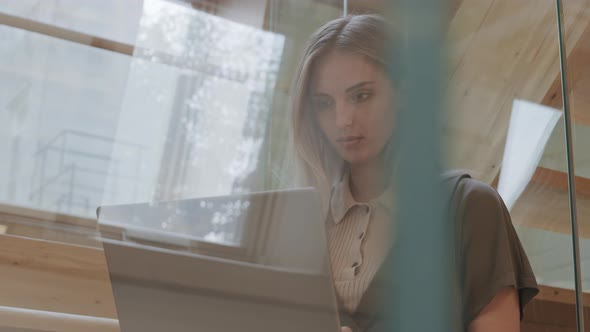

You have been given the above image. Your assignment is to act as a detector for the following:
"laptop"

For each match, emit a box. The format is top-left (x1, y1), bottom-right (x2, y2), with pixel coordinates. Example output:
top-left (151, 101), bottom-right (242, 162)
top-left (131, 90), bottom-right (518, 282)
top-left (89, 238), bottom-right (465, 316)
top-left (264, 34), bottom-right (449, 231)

top-left (96, 188), bottom-right (341, 332)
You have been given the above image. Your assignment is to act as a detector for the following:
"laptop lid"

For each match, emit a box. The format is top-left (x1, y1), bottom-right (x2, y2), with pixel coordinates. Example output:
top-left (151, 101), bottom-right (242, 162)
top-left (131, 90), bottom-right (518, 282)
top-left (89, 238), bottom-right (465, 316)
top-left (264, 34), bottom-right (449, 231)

top-left (97, 188), bottom-right (340, 332)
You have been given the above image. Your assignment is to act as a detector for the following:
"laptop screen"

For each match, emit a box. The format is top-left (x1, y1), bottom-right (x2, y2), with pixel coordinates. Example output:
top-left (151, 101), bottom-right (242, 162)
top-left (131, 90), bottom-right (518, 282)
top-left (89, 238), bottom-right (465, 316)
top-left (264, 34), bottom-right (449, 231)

top-left (97, 188), bottom-right (341, 332)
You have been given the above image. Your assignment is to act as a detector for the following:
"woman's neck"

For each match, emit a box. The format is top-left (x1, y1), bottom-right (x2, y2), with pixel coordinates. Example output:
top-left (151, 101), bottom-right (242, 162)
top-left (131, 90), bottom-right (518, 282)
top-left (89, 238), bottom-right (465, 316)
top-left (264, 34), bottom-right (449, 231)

top-left (349, 161), bottom-right (388, 203)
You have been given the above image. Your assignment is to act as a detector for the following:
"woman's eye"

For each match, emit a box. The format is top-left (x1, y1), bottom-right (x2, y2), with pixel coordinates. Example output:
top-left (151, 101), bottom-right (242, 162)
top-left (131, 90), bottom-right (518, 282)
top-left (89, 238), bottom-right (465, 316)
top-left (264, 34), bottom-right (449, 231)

top-left (311, 97), bottom-right (333, 111)
top-left (353, 91), bottom-right (373, 103)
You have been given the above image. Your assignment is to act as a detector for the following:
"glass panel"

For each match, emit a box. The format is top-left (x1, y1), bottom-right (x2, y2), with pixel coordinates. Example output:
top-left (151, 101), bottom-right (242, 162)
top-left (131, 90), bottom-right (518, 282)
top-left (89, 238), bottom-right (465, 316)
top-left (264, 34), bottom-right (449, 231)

top-left (95, 1), bottom-right (346, 332)
top-left (100, 0), bottom-right (286, 248)
top-left (0, 0), bottom-right (343, 245)
top-left (559, 0), bottom-right (590, 329)
top-left (445, 0), bottom-right (580, 329)
top-left (265, 1), bottom-right (582, 329)
top-left (0, 1), bottom-right (351, 327)
top-left (1, 0), bottom-right (586, 330)
top-left (0, 0), bottom-right (143, 44)
top-left (94, 0), bottom-right (345, 247)
top-left (0, 24), bottom-right (133, 246)
top-left (262, 0), bottom-right (343, 191)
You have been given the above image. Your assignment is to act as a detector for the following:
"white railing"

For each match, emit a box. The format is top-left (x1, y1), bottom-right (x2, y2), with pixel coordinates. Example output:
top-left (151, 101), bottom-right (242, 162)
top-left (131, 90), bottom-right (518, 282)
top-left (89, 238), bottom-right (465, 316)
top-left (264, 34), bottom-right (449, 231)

top-left (0, 306), bottom-right (119, 332)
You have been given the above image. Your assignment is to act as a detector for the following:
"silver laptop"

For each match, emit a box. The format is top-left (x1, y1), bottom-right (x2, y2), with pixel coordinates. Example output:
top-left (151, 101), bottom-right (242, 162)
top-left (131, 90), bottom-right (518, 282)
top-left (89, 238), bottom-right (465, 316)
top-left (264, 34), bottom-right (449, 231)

top-left (97, 188), bottom-right (340, 332)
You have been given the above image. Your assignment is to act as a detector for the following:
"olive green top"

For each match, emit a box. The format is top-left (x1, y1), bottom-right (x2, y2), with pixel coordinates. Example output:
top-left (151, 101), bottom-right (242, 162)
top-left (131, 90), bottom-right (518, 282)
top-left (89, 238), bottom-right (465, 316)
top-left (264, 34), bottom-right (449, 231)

top-left (338, 172), bottom-right (539, 331)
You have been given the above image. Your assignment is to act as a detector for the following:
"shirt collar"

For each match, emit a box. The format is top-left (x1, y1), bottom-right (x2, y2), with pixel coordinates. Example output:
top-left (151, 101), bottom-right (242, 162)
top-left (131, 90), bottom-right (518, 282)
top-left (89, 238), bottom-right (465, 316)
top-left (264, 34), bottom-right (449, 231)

top-left (330, 172), bottom-right (395, 224)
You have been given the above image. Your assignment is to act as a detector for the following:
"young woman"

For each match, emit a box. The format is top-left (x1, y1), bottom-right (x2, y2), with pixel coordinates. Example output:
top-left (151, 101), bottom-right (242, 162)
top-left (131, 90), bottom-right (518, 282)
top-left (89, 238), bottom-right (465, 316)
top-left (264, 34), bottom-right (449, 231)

top-left (289, 14), bottom-right (538, 332)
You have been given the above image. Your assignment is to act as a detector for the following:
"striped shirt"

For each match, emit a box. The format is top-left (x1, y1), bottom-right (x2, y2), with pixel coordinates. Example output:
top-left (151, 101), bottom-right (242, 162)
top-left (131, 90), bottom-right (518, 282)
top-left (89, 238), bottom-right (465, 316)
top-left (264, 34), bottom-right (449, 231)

top-left (326, 173), bottom-right (395, 313)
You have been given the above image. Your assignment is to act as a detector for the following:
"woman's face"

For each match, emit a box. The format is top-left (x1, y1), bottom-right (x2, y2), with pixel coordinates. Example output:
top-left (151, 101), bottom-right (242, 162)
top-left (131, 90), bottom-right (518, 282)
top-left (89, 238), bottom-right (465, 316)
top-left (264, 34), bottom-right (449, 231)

top-left (309, 50), bottom-right (395, 167)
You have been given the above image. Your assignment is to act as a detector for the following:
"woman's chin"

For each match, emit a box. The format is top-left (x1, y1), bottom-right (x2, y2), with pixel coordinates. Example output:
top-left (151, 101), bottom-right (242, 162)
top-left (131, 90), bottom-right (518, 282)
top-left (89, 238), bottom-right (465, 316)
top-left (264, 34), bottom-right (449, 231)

top-left (341, 153), bottom-right (376, 167)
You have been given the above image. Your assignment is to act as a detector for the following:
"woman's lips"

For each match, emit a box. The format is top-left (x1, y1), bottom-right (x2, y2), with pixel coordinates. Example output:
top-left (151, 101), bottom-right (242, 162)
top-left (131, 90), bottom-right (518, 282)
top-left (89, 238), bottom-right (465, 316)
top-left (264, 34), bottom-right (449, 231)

top-left (337, 136), bottom-right (364, 147)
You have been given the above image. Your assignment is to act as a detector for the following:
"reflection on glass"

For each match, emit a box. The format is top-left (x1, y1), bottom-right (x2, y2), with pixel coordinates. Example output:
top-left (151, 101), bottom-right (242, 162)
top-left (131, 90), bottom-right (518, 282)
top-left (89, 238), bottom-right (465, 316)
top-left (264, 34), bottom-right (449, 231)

top-left (0, 0), bottom-right (143, 44)
top-left (497, 99), bottom-right (561, 210)
top-left (103, 0), bottom-right (285, 215)
top-left (98, 188), bottom-right (328, 271)
top-left (263, 0), bottom-right (343, 190)
top-left (1, 0), bottom-right (587, 330)
top-left (95, 3), bottom-right (346, 331)
top-left (0, 24), bottom-right (132, 217)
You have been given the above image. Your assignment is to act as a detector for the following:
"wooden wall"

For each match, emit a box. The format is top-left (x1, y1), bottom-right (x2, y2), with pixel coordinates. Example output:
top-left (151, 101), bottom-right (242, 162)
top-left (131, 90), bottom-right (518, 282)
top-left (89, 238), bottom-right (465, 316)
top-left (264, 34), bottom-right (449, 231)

top-left (0, 228), bottom-right (588, 331)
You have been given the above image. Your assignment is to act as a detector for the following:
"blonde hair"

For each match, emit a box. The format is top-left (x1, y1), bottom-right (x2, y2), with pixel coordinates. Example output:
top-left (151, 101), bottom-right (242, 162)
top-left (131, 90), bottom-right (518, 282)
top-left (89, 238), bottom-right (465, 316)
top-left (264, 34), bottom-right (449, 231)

top-left (288, 14), bottom-right (395, 215)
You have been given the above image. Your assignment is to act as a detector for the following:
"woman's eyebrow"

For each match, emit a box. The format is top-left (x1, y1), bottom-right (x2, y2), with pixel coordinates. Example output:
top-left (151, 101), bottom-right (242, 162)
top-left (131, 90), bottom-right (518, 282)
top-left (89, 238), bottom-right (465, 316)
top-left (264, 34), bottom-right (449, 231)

top-left (309, 92), bottom-right (330, 97)
top-left (346, 81), bottom-right (375, 93)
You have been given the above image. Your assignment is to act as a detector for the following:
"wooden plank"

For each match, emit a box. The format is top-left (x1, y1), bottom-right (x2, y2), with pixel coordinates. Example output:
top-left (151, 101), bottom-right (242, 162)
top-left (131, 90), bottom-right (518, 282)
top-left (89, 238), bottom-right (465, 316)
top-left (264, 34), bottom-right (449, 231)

top-left (0, 203), bottom-right (100, 247)
top-left (520, 167), bottom-right (590, 238)
top-left (0, 12), bottom-right (133, 55)
top-left (0, 235), bottom-right (117, 319)
top-left (445, 0), bottom-right (590, 184)
top-left (0, 235), bottom-right (589, 330)
top-left (542, 77), bottom-right (564, 111)
top-left (536, 285), bottom-right (590, 307)
top-left (0, 203), bottom-right (96, 229)
top-left (521, 322), bottom-right (577, 332)
top-left (531, 166), bottom-right (590, 197)
top-left (511, 178), bottom-right (590, 238)
top-left (5, 222), bottom-right (100, 248)
top-left (523, 298), bottom-right (590, 330)
top-left (541, 6), bottom-right (590, 127)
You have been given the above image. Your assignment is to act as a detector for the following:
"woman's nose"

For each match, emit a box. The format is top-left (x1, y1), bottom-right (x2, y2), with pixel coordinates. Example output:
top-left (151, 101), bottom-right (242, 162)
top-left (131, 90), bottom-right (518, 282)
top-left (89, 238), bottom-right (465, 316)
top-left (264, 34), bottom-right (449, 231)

top-left (335, 103), bottom-right (354, 128)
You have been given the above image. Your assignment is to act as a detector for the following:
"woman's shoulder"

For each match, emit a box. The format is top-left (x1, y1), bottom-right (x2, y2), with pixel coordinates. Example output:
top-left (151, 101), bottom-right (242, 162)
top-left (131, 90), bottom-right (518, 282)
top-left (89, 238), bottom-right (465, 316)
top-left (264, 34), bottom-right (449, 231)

top-left (443, 171), bottom-right (512, 237)
top-left (458, 178), bottom-right (505, 212)
top-left (441, 170), bottom-right (502, 208)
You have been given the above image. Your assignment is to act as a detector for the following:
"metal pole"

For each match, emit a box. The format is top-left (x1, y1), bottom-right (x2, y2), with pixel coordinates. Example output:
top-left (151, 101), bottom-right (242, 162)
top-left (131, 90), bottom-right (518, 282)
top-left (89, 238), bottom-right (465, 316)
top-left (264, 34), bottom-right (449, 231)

top-left (555, 0), bottom-right (585, 330)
